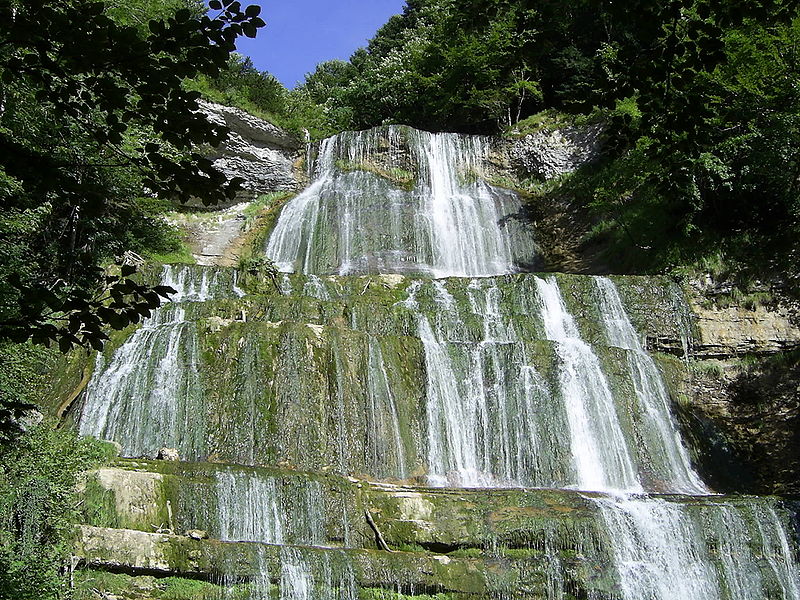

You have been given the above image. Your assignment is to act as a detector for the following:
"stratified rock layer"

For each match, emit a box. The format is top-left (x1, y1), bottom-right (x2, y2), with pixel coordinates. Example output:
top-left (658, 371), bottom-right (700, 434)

top-left (196, 100), bottom-right (301, 203)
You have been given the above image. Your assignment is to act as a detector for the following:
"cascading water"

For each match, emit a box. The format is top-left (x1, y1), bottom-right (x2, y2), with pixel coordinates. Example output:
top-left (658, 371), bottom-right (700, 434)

top-left (266, 126), bottom-right (535, 277)
top-left (535, 276), bottom-right (643, 493)
top-left (418, 278), bottom-right (570, 487)
top-left (78, 265), bottom-right (229, 459)
top-left (586, 276), bottom-right (799, 600)
top-left (594, 277), bottom-right (706, 494)
top-left (595, 496), bottom-right (800, 600)
top-left (75, 124), bottom-right (800, 600)
top-left (214, 468), bottom-right (356, 599)
top-left (365, 337), bottom-right (407, 479)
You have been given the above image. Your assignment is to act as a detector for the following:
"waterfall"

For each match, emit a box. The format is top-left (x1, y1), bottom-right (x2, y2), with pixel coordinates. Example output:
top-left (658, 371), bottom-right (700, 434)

top-left (594, 277), bottom-right (706, 493)
top-left (75, 124), bottom-right (800, 600)
top-left (215, 468), bottom-right (354, 599)
top-left (215, 469), bottom-right (326, 547)
top-left (535, 276), bottom-right (642, 493)
top-left (586, 278), bottom-right (799, 599)
top-left (595, 496), bottom-right (722, 599)
top-left (420, 279), bottom-right (567, 487)
top-left (595, 496), bottom-right (800, 600)
top-left (279, 547), bottom-right (357, 600)
top-left (217, 469), bottom-right (285, 544)
top-left (303, 274), bottom-right (331, 300)
top-left (78, 265), bottom-right (224, 459)
top-left (265, 126), bottom-right (534, 276)
top-left (365, 337), bottom-right (407, 479)
top-left (755, 505), bottom-right (800, 598)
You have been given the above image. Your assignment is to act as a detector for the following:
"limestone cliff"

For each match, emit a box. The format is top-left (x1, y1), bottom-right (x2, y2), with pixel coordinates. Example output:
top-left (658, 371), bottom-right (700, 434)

top-left (194, 100), bottom-right (302, 204)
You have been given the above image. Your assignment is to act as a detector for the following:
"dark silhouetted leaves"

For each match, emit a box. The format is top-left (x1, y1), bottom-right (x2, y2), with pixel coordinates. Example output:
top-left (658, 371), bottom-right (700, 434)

top-left (0, 0), bottom-right (265, 352)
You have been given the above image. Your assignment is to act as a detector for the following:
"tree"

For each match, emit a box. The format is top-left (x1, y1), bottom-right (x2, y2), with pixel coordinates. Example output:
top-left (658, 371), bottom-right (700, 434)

top-left (0, 0), bottom-right (266, 427)
top-left (579, 1), bottom-right (800, 282)
top-left (0, 0), bottom-right (265, 352)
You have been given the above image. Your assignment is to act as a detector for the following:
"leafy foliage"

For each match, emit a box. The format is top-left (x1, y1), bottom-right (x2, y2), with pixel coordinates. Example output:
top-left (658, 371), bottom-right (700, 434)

top-left (569, 2), bottom-right (800, 288)
top-left (0, 422), bottom-right (110, 599)
top-left (0, 0), bottom-right (265, 354)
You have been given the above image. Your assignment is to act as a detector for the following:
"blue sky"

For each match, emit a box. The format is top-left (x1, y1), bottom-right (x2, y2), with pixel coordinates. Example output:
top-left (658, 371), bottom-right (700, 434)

top-left (230, 1), bottom-right (407, 89)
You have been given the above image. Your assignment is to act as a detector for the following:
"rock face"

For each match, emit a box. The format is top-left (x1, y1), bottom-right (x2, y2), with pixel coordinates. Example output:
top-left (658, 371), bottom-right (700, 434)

top-left (681, 355), bottom-right (800, 496)
top-left (196, 100), bottom-right (301, 203)
top-left (508, 123), bottom-right (604, 180)
top-left (660, 291), bottom-right (800, 496)
top-left (689, 301), bottom-right (800, 357)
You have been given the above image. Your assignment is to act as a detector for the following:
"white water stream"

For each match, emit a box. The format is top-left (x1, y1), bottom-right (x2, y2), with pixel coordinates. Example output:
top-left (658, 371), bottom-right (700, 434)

top-left (266, 126), bottom-right (534, 276)
top-left (78, 265), bottom-right (225, 459)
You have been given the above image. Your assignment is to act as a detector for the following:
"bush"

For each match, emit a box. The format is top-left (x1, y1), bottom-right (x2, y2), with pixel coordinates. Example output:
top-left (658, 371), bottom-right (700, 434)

top-left (0, 423), bottom-right (109, 599)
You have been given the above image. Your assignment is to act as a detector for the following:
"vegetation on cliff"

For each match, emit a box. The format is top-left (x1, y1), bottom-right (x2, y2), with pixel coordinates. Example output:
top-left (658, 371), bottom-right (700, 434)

top-left (288, 0), bottom-right (799, 292)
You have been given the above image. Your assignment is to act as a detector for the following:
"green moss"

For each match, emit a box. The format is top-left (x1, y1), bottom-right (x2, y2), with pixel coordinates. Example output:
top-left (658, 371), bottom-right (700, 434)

top-left (334, 159), bottom-right (416, 190)
top-left (359, 589), bottom-right (472, 600)
top-left (392, 542), bottom-right (426, 553)
top-left (242, 192), bottom-right (295, 231)
top-left (691, 360), bottom-right (726, 377)
top-left (499, 547), bottom-right (544, 559)
top-left (73, 570), bottom-right (242, 600)
top-left (236, 193), bottom-right (295, 294)
top-left (73, 570), bottom-right (145, 599)
top-left (160, 577), bottom-right (224, 600)
top-left (80, 476), bottom-right (120, 529)
top-left (147, 244), bottom-right (197, 265)
top-left (505, 109), bottom-right (598, 138)
top-left (447, 547), bottom-right (484, 558)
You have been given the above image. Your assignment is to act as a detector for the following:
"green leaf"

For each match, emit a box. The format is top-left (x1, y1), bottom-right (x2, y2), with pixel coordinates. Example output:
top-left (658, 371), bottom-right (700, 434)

top-left (243, 22), bottom-right (257, 38)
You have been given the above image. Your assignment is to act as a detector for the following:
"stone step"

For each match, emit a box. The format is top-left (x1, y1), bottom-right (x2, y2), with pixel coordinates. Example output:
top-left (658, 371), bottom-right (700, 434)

top-left (81, 461), bottom-right (789, 554)
top-left (74, 524), bottom-right (606, 599)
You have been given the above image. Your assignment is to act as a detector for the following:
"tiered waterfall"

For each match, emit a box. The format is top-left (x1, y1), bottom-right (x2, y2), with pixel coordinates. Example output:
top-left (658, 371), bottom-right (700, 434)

top-left (77, 125), bottom-right (800, 600)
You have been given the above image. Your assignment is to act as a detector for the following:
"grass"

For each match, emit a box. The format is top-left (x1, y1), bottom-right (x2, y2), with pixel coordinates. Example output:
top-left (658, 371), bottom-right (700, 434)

top-left (447, 547), bottom-right (483, 558)
top-left (146, 243), bottom-right (196, 265)
top-left (691, 360), bottom-right (727, 378)
top-left (234, 192), bottom-right (294, 293)
top-left (505, 108), bottom-right (600, 138)
top-left (73, 571), bottom-right (248, 599)
top-left (242, 192), bottom-right (294, 230)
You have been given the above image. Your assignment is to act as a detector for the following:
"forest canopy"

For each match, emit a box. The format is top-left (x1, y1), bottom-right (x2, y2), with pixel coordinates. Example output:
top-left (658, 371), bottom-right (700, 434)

top-left (218, 0), bottom-right (798, 290)
top-left (289, 0), bottom-right (799, 289)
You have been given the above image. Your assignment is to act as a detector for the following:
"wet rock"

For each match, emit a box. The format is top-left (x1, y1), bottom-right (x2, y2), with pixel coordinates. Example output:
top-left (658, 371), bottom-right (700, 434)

top-left (186, 530), bottom-right (208, 540)
top-left (156, 448), bottom-right (179, 461)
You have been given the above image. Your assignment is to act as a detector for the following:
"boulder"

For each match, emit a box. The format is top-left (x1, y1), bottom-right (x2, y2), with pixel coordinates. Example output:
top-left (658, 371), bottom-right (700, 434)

top-left (156, 447), bottom-right (179, 461)
top-left (509, 123), bottom-right (604, 180)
